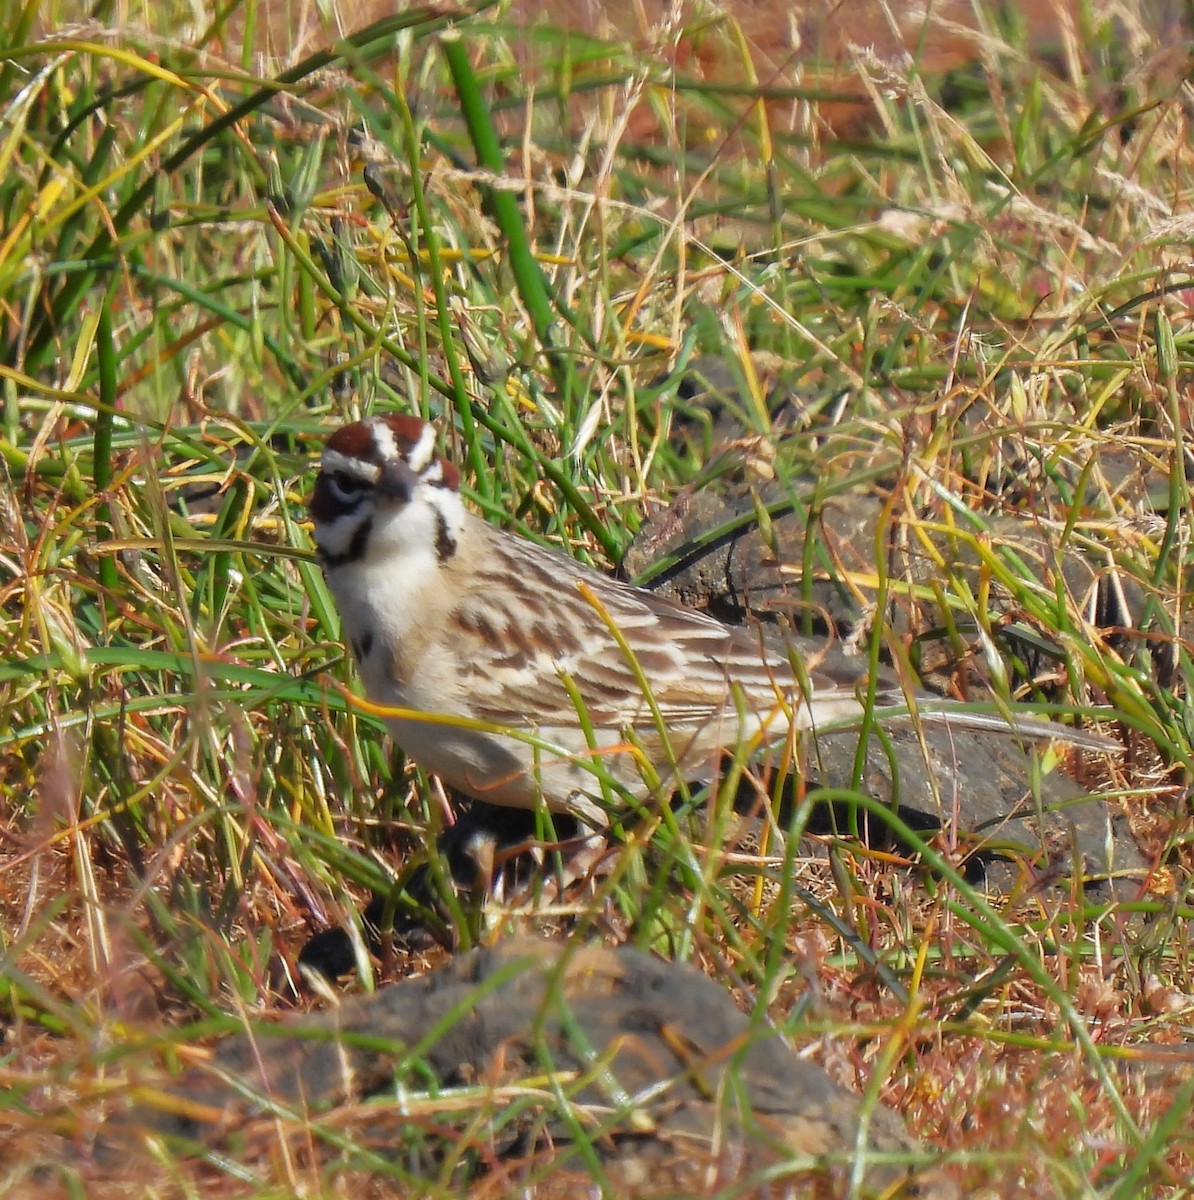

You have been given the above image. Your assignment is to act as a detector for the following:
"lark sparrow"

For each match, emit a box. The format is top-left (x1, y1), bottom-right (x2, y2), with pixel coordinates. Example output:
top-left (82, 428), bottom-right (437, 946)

top-left (309, 414), bottom-right (1113, 824)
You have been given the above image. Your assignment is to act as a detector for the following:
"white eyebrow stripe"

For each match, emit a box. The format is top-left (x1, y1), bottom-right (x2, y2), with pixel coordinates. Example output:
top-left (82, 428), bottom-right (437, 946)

top-left (406, 420), bottom-right (437, 471)
top-left (321, 448), bottom-right (381, 481)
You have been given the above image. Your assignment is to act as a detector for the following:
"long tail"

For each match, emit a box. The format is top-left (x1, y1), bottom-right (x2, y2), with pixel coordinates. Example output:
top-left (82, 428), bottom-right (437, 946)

top-left (798, 678), bottom-right (1120, 754)
top-left (894, 703), bottom-right (1120, 752)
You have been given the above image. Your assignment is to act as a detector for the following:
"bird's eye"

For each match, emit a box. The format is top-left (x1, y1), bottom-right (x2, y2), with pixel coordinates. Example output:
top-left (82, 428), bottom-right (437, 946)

top-left (328, 470), bottom-right (363, 501)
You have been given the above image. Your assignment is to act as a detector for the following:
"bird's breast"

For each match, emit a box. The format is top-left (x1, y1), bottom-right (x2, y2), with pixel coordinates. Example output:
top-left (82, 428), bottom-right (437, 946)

top-left (326, 552), bottom-right (442, 692)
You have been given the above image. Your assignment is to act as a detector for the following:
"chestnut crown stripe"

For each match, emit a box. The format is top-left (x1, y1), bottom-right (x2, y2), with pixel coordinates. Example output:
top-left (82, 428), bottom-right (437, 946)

top-left (310, 416), bottom-right (462, 524)
top-left (323, 413), bottom-right (437, 470)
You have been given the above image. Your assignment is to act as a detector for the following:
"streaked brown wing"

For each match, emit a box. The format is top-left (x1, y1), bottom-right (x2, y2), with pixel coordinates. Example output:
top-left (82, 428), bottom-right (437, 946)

top-left (454, 528), bottom-right (862, 732)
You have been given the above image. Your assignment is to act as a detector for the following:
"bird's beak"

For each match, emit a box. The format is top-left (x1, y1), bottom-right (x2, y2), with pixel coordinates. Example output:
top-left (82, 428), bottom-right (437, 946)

top-left (377, 458), bottom-right (419, 503)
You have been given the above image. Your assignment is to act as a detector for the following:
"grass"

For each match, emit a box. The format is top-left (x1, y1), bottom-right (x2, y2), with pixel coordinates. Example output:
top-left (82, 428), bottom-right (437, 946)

top-left (2, 0), bottom-right (1194, 1195)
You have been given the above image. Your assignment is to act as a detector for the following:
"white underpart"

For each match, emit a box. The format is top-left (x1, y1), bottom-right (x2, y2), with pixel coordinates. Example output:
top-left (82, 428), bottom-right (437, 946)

top-left (329, 484), bottom-right (459, 646)
top-left (321, 481), bottom-right (550, 806)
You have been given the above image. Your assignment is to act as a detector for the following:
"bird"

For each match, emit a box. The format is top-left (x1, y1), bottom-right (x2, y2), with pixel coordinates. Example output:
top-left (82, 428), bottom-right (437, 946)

top-left (308, 413), bottom-right (1115, 825)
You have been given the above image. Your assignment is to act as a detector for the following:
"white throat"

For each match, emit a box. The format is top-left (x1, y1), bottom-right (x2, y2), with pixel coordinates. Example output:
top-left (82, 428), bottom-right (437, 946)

top-left (320, 482), bottom-right (467, 687)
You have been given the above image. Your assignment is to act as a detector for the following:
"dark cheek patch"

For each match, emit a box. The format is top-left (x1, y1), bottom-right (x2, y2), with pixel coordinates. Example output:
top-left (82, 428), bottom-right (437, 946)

top-left (311, 472), bottom-right (369, 526)
top-left (308, 474), bottom-right (338, 524)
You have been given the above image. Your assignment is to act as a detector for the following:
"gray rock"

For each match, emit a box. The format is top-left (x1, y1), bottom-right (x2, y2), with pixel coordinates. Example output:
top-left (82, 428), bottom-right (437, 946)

top-left (100, 938), bottom-right (958, 1198)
